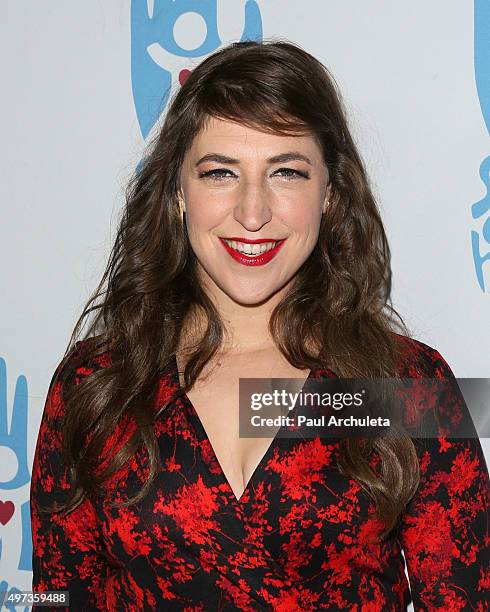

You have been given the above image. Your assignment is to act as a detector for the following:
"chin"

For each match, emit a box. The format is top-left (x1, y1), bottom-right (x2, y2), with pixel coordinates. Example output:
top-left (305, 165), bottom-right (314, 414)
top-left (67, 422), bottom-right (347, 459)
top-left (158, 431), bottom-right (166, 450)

top-left (220, 280), bottom-right (287, 306)
top-left (228, 293), bottom-right (272, 306)
top-left (197, 262), bottom-right (292, 306)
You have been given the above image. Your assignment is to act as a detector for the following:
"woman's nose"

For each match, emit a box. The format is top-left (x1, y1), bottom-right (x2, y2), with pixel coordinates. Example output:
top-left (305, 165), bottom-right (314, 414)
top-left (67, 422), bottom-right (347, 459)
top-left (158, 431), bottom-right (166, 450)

top-left (232, 184), bottom-right (273, 231)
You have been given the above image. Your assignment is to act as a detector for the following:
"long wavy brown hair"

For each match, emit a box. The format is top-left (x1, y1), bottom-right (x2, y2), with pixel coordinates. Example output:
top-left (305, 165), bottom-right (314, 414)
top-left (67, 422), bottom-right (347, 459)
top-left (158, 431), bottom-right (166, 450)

top-left (37, 39), bottom-right (423, 541)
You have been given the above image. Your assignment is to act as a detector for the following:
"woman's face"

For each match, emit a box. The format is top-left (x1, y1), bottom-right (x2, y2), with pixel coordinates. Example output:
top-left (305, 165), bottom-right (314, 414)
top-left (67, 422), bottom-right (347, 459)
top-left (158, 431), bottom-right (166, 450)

top-left (179, 116), bottom-right (330, 306)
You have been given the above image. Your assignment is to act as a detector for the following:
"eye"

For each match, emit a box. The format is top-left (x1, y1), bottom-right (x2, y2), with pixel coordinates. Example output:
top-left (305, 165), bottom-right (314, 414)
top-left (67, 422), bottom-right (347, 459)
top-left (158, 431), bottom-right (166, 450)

top-left (274, 167), bottom-right (310, 179)
top-left (198, 168), bottom-right (236, 181)
top-left (197, 167), bottom-right (310, 181)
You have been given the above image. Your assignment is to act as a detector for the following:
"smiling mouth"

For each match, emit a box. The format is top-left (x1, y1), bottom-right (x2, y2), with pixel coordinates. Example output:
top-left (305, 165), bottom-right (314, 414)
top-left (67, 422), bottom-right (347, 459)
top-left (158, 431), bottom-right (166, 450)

top-left (221, 238), bottom-right (281, 256)
top-left (218, 237), bottom-right (287, 267)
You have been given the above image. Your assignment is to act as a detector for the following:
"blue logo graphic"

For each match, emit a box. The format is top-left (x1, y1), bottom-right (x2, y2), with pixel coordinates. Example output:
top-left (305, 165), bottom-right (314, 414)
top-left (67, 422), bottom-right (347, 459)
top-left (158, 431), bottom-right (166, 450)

top-left (472, 0), bottom-right (490, 291)
top-left (131, 0), bottom-right (263, 139)
top-left (0, 579), bottom-right (30, 612)
top-left (0, 358), bottom-right (32, 572)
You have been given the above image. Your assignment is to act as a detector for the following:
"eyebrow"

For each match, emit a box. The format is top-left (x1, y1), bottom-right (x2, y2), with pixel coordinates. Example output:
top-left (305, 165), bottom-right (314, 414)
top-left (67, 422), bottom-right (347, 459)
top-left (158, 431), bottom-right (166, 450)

top-left (194, 151), bottom-right (313, 167)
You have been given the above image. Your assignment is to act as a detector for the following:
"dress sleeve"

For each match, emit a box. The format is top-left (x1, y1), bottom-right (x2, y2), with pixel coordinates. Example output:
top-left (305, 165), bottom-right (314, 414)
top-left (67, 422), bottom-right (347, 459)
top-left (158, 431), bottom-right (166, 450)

top-left (30, 352), bottom-right (109, 611)
top-left (397, 349), bottom-right (490, 610)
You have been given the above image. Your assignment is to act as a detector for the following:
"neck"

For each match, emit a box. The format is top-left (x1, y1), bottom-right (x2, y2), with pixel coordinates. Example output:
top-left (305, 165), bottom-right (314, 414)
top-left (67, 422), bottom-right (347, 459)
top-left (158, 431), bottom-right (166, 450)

top-left (177, 277), bottom-right (289, 358)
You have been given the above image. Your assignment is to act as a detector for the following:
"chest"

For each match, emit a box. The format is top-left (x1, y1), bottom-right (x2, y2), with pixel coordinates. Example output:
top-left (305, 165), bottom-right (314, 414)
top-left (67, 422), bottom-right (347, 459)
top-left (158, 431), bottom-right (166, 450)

top-left (180, 351), bottom-right (311, 502)
top-left (98, 420), bottom-right (383, 578)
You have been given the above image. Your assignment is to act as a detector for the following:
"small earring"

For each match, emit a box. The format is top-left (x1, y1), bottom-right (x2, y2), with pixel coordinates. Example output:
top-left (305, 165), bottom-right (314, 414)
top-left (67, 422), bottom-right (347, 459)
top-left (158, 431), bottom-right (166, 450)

top-left (176, 190), bottom-right (186, 222)
top-left (323, 199), bottom-right (331, 214)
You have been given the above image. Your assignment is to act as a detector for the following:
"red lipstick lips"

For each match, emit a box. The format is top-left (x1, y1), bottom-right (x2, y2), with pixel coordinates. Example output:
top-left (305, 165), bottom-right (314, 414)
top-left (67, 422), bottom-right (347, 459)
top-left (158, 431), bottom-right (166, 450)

top-left (219, 237), bottom-right (286, 266)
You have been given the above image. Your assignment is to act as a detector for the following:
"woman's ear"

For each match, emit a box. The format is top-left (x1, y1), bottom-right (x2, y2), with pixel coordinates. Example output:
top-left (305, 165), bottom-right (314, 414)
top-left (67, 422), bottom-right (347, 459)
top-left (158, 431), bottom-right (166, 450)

top-left (177, 187), bottom-right (186, 214)
top-left (322, 183), bottom-right (332, 214)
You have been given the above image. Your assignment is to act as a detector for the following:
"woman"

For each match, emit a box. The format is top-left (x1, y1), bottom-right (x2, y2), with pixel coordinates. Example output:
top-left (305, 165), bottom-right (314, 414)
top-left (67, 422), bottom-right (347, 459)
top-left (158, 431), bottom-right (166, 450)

top-left (30, 40), bottom-right (490, 611)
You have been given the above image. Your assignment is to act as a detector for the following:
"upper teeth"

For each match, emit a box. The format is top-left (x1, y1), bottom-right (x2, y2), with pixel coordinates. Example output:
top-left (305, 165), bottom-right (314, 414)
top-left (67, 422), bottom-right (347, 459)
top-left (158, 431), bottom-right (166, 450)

top-left (223, 239), bottom-right (278, 255)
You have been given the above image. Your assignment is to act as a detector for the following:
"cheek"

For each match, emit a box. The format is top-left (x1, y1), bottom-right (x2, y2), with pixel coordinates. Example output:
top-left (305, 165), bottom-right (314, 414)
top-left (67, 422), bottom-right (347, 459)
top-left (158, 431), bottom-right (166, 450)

top-left (278, 202), bottom-right (322, 235)
top-left (185, 201), bottom-right (225, 237)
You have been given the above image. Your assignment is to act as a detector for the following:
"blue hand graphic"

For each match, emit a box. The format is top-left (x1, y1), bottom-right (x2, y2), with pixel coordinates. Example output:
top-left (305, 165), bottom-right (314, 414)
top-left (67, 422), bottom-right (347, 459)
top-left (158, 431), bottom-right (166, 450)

top-left (131, 0), bottom-right (262, 138)
top-left (0, 358), bottom-right (29, 490)
top-left (0, 358), bottom-right (33, 570)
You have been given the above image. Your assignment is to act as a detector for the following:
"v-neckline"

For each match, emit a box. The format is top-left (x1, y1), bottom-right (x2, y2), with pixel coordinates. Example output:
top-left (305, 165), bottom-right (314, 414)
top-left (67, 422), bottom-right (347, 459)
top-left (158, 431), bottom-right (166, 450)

top-left (170, 353), bottom-right (319, 504)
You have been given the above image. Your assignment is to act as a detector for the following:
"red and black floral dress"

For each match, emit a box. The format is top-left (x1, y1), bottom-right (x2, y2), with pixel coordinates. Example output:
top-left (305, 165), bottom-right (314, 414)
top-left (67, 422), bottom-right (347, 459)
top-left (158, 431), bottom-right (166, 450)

top-left (30, 335), bottom-right (490, 611)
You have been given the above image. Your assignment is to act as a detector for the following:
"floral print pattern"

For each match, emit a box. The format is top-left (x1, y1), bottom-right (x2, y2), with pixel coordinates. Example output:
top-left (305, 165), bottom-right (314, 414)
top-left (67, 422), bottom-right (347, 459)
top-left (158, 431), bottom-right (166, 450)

top-left (30, 334), bottom-right (490, 610)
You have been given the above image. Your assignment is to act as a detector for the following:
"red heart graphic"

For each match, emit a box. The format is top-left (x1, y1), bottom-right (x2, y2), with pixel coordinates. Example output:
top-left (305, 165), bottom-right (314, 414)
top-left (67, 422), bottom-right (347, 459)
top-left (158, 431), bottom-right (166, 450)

top-left (179, 69), bottom-right (191, 86)
top-left (0, 500), bottom-right (15, 525)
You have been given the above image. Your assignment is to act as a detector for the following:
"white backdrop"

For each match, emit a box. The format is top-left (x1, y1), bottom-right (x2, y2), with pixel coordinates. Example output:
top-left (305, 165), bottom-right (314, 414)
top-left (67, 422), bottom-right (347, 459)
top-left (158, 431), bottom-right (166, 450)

top-left (1, 0), bottom-right (488, 604)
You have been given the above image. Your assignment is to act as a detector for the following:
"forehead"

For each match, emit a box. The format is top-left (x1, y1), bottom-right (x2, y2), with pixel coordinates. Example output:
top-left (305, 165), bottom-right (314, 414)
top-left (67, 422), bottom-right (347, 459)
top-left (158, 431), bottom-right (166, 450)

top-left (187, 116), bottom-right (322, 159)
